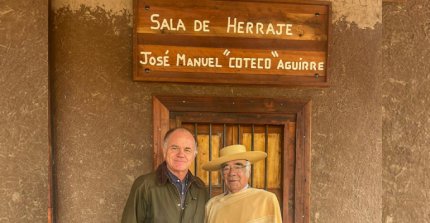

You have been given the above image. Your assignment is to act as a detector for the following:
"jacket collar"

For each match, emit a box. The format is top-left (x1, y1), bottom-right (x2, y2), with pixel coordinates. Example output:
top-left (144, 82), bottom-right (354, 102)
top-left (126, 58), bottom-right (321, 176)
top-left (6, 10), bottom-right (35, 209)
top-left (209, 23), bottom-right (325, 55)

top-left (156, 161), bottom-right (205, 188)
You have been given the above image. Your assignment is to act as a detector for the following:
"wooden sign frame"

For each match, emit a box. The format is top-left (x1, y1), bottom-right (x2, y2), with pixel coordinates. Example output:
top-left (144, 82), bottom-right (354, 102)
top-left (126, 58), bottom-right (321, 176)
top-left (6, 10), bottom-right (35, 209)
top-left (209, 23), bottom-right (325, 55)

top-left (133, 0), bottom-right (331, 87)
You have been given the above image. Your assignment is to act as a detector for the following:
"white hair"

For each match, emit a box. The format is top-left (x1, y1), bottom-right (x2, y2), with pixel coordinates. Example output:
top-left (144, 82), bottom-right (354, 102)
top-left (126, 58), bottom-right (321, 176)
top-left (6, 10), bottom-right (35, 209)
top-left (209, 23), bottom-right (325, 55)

top-left (245, 160), bottom-right (251, 177)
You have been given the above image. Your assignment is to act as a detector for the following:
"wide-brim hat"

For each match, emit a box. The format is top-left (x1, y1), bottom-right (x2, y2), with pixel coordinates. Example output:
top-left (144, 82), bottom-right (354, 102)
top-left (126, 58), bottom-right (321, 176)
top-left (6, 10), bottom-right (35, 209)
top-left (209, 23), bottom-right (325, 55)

top-left (202, 144), bottom-right (267, 171)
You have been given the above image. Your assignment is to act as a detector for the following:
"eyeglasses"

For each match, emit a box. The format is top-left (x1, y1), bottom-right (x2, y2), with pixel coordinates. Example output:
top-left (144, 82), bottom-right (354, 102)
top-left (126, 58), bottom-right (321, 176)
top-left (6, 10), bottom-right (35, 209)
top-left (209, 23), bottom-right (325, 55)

top-left (221, 164), bottom-right (248, 174)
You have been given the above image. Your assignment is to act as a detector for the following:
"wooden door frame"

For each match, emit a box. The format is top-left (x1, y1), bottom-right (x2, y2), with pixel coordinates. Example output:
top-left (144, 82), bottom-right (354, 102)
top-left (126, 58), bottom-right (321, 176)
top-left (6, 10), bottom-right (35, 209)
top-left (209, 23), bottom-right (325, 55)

top-left (153, 95), bottom-right (311, 223)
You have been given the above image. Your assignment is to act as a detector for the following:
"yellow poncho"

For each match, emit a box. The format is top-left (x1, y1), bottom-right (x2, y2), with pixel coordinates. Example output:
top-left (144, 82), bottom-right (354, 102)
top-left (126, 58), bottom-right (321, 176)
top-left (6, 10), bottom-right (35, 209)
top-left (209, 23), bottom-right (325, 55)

top-left (205, 188), bottom-right (282, 223)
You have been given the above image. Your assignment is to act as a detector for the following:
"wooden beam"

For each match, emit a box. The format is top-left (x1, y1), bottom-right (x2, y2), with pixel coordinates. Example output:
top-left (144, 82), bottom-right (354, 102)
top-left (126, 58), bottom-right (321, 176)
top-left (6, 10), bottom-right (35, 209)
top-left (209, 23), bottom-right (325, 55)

top-left (152, 96), bottom-right (170, 169)
top-left (382, 0), bottom-right (406, 3)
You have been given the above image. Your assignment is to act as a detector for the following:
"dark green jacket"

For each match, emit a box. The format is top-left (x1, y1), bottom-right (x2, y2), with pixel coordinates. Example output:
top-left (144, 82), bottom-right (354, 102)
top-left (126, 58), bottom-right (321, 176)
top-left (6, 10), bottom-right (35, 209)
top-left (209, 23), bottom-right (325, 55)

top-left (121, 162), bottom-right (208, 223)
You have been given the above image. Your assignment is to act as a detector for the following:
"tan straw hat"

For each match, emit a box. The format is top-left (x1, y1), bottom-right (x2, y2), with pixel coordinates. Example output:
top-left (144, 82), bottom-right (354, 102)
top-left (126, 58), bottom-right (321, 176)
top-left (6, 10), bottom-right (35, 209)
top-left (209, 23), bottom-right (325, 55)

top-left (202, 144), bottom-right (267, 171)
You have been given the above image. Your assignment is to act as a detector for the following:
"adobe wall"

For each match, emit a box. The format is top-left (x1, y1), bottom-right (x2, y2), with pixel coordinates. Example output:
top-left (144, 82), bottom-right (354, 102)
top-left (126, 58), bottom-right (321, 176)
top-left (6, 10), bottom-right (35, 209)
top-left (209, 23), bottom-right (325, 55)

top-left (0, 0), bottom-right (385, 222)
top-left (50, 0), bottom-right (382, 222)
top-left (383, 0), bottom-right (430, 222)
top-left (0, 1), bottom-right (49, 222)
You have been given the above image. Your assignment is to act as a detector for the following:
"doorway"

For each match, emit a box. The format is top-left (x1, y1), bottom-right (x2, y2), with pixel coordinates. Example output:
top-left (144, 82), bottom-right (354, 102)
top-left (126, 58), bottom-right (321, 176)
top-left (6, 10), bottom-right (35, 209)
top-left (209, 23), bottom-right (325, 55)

top-left (153, 95), bottom-right (311, 223)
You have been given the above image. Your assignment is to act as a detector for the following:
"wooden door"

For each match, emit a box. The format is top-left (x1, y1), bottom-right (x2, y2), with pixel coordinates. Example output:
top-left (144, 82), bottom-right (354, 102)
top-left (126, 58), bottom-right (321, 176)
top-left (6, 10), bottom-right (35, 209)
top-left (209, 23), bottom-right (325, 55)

top-left (153, 95), bottom-right (311, 223)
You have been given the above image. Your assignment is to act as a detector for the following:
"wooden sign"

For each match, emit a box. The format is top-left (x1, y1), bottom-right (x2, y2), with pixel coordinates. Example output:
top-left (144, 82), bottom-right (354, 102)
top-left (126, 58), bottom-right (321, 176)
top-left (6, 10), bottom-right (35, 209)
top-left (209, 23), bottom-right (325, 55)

top-left (133, 0), bottom-right (331, 86)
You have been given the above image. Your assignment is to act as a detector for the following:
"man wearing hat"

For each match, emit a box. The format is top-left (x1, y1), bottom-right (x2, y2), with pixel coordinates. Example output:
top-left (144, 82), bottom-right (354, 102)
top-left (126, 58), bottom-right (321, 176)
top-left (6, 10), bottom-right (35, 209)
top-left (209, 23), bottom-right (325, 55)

top-left (202, 144), bottom-right (282, 223)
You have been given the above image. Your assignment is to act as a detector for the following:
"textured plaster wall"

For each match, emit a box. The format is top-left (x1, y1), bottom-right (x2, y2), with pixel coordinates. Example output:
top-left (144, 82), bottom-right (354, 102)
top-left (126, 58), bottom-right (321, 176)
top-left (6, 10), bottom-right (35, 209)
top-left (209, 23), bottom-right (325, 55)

top-left (383, 0), bottom-right (430, 222)
top-left (310, 22), bottom-right (382, 223)
top-left (332, 0), bottom-right (381, 29)
top-left (51, 0), bottom-right (382, 222)
top-left (0, 0), bottom-right (48, 222)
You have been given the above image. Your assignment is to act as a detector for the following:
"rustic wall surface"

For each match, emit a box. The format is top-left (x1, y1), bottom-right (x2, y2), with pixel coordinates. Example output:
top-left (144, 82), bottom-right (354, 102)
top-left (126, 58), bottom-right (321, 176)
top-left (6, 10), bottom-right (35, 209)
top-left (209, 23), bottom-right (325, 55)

top-left (49, 0), bottom-right (382, 222)
top-left (332, 0), bottom-right (381, 29)
top-left (0, 0), bottom-right (49, 222)
top-left (383, 0), bottom-right (430, 222)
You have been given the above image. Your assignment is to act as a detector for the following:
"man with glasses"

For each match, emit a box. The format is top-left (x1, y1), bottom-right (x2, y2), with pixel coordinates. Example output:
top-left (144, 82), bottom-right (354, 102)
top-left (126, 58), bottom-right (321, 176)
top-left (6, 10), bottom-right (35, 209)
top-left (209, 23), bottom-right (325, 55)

top-left (121, 128), bottom-right (208, 223)
top-left (202, 144), bottom-right (282, 223)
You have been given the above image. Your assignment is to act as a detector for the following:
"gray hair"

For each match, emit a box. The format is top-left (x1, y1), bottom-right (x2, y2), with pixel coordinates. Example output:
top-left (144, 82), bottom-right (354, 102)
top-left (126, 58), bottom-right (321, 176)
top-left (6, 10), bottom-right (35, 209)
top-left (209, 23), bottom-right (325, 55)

top-left (162, 127), bottom-right (198, 155)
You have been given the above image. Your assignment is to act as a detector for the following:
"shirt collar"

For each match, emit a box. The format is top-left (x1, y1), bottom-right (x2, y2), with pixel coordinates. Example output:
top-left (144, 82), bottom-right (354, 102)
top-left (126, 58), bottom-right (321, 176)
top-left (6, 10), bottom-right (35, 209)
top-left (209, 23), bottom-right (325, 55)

top-left (225, 184), bottom-right (250, 195)
top-left (167, 168), bottom-right (189, 184)
top-left (155, 162), bottom-right (206, 188)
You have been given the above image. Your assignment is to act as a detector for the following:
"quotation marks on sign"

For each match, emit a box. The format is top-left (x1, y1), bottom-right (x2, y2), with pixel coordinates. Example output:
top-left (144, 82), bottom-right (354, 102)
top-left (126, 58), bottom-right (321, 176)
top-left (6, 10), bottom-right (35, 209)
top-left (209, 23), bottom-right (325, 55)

top-left (223, 49), bottom-right (231, 56)
top-left (271, 51), bottom-right (279, 58)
